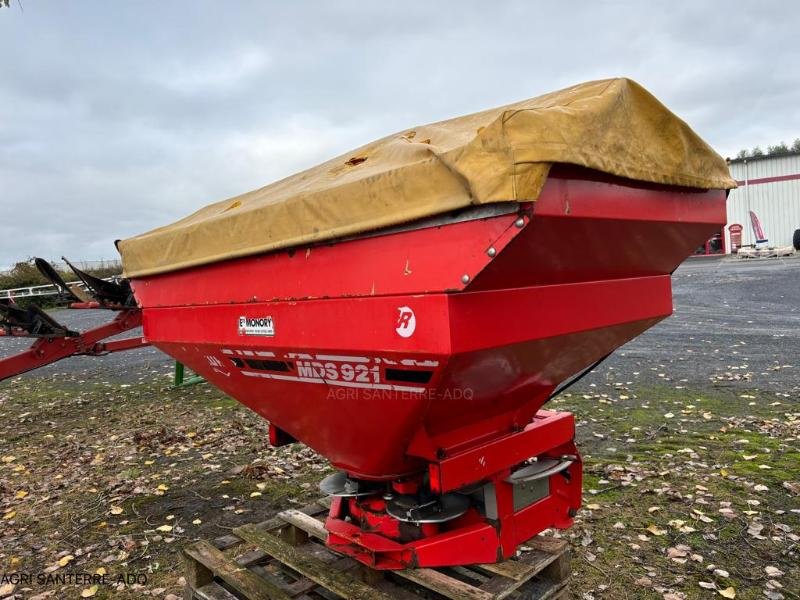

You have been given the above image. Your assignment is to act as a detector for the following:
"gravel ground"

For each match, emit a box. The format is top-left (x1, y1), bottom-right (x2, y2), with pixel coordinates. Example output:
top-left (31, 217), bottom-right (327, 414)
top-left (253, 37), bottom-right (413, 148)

top-left (580, 255), bottom-right (799, 397)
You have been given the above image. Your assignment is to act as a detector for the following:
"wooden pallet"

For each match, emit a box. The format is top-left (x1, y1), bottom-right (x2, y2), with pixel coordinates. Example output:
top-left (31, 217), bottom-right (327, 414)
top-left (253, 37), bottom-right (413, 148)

top-left (183, 498), bottom-right (570, 600)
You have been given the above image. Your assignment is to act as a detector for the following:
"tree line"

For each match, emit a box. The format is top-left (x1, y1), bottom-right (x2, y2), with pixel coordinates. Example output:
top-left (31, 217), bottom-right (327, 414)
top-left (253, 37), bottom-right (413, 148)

top-left (736, 139), bottom-right (800, 160)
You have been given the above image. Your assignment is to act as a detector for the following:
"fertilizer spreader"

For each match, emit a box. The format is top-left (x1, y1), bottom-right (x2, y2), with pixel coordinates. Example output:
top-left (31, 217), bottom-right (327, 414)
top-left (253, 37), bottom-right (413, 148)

top-left (4, 78), bottom-right (735, 570)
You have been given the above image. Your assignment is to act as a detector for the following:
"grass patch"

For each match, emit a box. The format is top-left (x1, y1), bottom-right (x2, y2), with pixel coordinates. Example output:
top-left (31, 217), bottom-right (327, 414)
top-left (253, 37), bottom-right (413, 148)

top-left (0, 378), bottom-right (328, 599)
top-left (552, 383), bottom-right (799, 599)
top-left (1, 376), bottom-right (797, 599)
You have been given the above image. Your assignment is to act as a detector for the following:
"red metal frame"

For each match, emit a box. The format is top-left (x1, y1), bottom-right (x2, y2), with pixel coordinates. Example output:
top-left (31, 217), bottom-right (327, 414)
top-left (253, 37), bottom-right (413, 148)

top-left (0, 309), bottom-right (148, 381)
top-left (427, 411), bottom-right (574, 493)
top-left (132, 207), bottom-right (525, 306)
top-left (324, 409), bottom-right (580, 568)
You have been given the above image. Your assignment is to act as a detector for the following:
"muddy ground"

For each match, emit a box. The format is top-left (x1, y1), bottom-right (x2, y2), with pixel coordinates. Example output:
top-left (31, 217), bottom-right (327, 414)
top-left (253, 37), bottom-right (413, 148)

top-left (0, 257), bottom-right (798, 599)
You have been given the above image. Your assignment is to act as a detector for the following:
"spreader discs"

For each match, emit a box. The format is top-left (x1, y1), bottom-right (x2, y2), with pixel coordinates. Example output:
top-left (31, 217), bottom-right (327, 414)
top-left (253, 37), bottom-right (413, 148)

top-left (386, 493), bottom-right (470, 523)
top-left (319, 471), bottom-right (383, 497)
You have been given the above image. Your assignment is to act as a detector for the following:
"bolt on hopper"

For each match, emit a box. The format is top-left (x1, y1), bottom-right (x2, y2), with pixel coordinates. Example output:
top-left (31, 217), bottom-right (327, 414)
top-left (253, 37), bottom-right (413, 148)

top-left (118, 78), bottom-right (735, 569)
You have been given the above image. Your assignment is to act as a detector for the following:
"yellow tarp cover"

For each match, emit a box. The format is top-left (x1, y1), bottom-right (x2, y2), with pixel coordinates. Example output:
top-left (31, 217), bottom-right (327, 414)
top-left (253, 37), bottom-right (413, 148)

top-left (118, 78), bottom-right (735, 278)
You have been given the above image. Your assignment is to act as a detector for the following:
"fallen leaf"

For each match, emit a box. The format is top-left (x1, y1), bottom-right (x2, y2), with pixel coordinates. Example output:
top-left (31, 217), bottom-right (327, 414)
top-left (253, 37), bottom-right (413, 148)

top-left (3, 510), bottom-right (16, 520)
top-left (748, 522), bottom-right (765, 537)
top-left (156, 525), bottom-right (173, 532)
top-left (647, 524), bottom-right (667, 536)
top-left (58, 555), bottom-right (74, 567)
top-left (109, 506), bottom-right (123, 515)
top-left (699, 582), bottom-right (716, 589)
top-left (80, 585), bottom-right (98, 598)
top-left (718, 586), bottom-right (736, 598)
top-left (713, 568), bottom-right (730, 578)
top-left (668, 519), bottom-right (685, 528)
top-left (765, 566), bottom-right (784, 577)
top-left (696, 514), bottom-right (714, 524)
top-left (667, 547), bottom-right (688, 559)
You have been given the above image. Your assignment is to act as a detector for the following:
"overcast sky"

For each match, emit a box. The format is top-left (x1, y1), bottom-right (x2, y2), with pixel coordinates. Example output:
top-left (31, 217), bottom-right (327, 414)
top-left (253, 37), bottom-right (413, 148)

top-left (1, 1), bottom-right (798, 270)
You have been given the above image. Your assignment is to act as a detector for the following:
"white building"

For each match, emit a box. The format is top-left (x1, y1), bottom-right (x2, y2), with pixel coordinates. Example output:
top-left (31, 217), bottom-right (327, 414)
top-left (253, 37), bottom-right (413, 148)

top-left (725, 152), bottom-right (800, 252)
